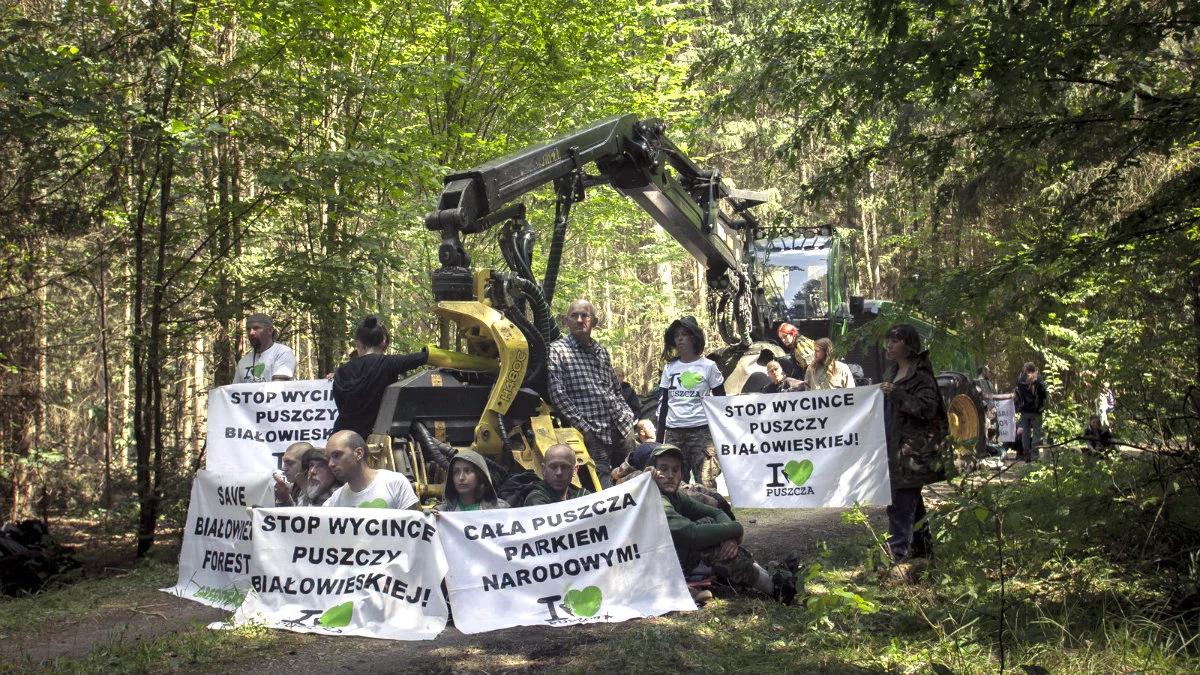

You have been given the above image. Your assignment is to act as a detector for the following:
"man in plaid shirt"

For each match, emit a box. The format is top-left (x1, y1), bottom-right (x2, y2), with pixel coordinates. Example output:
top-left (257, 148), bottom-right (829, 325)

top-left (547, 299), bottom-right (637, 488)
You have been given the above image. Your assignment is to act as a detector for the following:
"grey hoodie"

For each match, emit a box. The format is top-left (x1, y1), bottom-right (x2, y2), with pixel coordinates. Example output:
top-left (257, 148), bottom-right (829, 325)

top-left (438, 450), bottom-right (510, 512)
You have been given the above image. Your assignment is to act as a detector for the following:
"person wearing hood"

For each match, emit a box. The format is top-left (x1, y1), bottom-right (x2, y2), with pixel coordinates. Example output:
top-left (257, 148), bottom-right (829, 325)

top-left (438, 450), bottom-right (510, 512)
top-left (332, 316), bottom-right (428, 440)
top-left (879, 324), bottom-right (948, 561)
top-left (656, 316), bottom-right (726, 486)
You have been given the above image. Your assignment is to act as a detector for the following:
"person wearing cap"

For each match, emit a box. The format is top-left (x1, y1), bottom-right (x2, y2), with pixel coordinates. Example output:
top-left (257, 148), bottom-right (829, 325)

top-left (656, 316), bottom-right (725, 486)
top-left (775, 323), bottom-right (814, 380)
top-left (649, 444), bottom-right (798, 604)
top-left (436, 450), bottom-right (510, 512)
top-left (273, 441), bottom-right (314, 506)
top-left (234, 313), bottom-right (297, 383)
top-left (297, 447), bottom-right (341, 506)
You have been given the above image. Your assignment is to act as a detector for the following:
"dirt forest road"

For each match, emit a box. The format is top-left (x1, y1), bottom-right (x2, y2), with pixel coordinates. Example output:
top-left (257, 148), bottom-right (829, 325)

top-left (2, 506), bottom-right (886, 674)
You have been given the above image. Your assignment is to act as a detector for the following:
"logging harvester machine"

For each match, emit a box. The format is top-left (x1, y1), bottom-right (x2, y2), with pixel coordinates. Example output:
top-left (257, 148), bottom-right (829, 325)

top-left (363, 115), bottom-right (987, 498)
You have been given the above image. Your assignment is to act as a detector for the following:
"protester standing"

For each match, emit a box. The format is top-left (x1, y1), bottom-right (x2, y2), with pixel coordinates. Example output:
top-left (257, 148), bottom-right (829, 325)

top-left (331, 316), bottom-right (428, 441)
top-left (879, 324), bottom-right (947, 561)
top-left (656, 316), bottom-right (725, 486)
top-left (1014, 362), bottom-right (1049, 462)
top-left (234, 313), bottom-right (296, 383)
top-left (804, 338), bottom-right (856, 390)
top-left (546, 299), bottom-right (637, 488)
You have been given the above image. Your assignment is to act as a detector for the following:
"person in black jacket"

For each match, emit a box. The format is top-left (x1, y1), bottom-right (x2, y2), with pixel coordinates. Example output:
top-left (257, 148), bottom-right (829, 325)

top-left (1014, 362), bottom-right (1049, 462)
top-left (880, 324), bottom-right (948, 561)
top-left (331, 316), bottom-right (428, 440)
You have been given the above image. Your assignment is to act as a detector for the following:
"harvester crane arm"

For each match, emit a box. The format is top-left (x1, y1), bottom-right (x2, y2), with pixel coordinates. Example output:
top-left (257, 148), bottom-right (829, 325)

top-left (424, 114), bottom-right (768, 328)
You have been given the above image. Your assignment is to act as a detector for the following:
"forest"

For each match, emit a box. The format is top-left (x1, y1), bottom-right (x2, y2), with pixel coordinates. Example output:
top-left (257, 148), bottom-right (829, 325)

top-left (1, 0), bottom-right (1199, 671)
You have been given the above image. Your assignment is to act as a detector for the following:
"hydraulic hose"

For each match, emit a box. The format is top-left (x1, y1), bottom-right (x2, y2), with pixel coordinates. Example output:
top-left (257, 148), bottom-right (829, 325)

top-left (510, 275), bottom-right (560, 345)
top-left (504, 301), bottom-right (548, 397)
top-left (412, 422), bottom-right (456, 470)
top-left (541, 191), bottom-right (573, 306)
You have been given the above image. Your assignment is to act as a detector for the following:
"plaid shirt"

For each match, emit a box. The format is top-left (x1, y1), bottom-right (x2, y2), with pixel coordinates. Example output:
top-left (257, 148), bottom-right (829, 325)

top-left (547, 334), bottom-right (635, 445)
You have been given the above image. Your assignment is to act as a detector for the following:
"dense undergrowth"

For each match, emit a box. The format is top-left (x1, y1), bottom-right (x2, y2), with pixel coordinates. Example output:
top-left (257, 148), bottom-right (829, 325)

top-left (575, 449), bottom-right (1200, 673)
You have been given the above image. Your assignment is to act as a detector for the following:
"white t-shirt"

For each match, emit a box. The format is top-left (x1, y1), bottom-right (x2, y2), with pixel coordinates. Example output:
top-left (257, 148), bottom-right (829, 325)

top-left (658, 357), bottom-right (724, 428)
top-left (234, 342), bottom-right (297, 383)
top-left (324, 469), bottom-right (418, 509)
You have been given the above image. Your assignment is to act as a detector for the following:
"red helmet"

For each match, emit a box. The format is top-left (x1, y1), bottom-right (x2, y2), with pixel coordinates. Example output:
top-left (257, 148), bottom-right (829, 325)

top-left (777, 323), bottom-right (799, 340)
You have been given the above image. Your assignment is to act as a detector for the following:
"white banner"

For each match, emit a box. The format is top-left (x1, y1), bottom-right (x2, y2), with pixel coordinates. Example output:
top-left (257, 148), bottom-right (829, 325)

top-left (162, 470), bottom-right (274, 609)
top-left (206, 379), bottom-right (336, 473)
top-left (229, 507), bottom-right (447, 640)
top-left (997, 398), bottom-right (1016, 443)
top-left (438, 474), bottom-right (695, 634)
top-left (703, 386), bottom-right (891, 508)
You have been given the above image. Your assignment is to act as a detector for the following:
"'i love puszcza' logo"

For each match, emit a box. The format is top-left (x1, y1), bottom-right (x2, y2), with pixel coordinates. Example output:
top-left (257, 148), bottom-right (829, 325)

top-left (764, 459), bottom-right (816, 496)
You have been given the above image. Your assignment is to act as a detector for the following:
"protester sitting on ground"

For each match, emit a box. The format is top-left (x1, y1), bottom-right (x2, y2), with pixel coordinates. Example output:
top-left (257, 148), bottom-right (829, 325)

top-left (762, 360), bottom-right (803, 393)
top-left (649, 444), bottom-right (797, 604)
top-left (523, 443), bottom-right (591, 507)
top-left (805, 338), bottom-right (856, 390)
top-left (635, 419), bottom-right (655, 443)
top-left (657, 316), bottom-right (725, 487)
top-left (273, 441), bottom-right (314, 506)
top-left (1082, 415), bottom-right (1116, 454)
top-left (879, 324), bottom-right (947, 562)
top-left (323, 430), bottom-right (419, 509)
top-left (611, 441), bottom-right (658, 484)
top-left (234, 313), bottom-right (296, 383)
top-left (332, 316), bottom-right (429, 440)
top-left (297, 447), bottom-right (340, 506)
top-left (437, 450), bottom-right (510, 512)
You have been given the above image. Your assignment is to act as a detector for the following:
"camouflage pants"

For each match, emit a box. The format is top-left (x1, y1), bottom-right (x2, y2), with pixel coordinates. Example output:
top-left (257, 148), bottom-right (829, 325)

top-left (684, 545), bottom-right (762, 591)
top-left (664, 425), bottom-right (719, 486)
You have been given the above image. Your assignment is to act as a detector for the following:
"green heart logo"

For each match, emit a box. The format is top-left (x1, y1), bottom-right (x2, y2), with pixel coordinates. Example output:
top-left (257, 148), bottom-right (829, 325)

top-left (679, 370), bottom-right (704, 390)
top-left (358, 498), bottom-right (389, 508)
top-left (563, 586), bottom-right (603, 617)
top-left (251, 362), bottom-right (265, 377)
top-left (318, 601), bottom-right (353, 628)
top-left (783, 459), bottom-right (813, 486)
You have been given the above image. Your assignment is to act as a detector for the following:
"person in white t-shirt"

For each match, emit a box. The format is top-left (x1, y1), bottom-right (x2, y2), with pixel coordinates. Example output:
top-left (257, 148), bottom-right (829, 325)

top-left (656, 316), bottom-right (725, 486)
top-left (323, 430), bottom-right (419, 509)
top-left (233, 313), bottom-right (297, 384)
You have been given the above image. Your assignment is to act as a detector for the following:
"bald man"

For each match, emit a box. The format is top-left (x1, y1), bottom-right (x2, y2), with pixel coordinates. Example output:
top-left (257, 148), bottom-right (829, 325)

top-left (323, 430), bottom-right (419, 509)
top-left (546, 299), bottom-right (637, 488)
top-left (523, 444), bottom-right (591, 506)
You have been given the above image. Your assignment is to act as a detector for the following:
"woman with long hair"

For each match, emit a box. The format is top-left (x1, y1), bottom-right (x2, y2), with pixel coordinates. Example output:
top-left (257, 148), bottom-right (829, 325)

top-left (879, 324), bottom-right (947, 561)
top-left (804, 337), bottom-right (856, 390)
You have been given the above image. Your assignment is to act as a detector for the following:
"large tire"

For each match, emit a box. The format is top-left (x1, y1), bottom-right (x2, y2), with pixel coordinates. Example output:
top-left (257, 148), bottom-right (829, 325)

top-left (937, 371), bottom-right (988, 458)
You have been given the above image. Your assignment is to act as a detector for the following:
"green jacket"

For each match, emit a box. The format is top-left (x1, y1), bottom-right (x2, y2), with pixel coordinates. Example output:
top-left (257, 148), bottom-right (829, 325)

top-left (523, 480), bottom-right (589, 507)
top-left (661, 489), bottom-right (743, 557)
